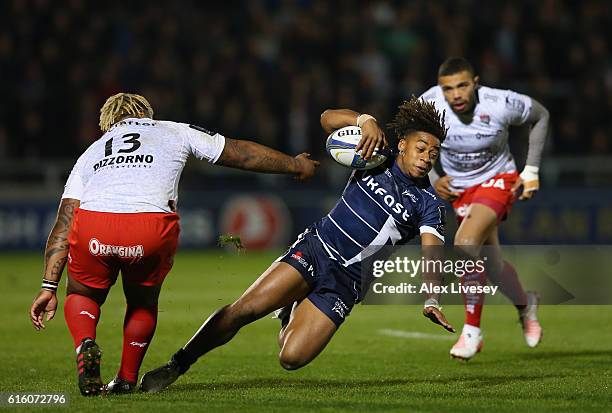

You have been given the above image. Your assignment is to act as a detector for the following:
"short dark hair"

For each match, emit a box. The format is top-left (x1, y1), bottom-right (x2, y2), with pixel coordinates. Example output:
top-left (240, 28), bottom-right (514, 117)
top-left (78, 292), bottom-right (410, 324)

top-left (438, 57), bottom-right (475, 77)
top-left (387, 96), bottom-right (446, 143)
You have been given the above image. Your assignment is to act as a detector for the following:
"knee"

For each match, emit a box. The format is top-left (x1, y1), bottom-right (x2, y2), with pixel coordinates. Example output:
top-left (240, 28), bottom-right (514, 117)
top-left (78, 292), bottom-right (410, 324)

top-left (124, 284), bottom-right (161, 307)
top-left (278, 347), bottom-right (307, 371)
top-left (66, 289), bottom-right (108, 306)
top-left (126, 296), bottom-right (158, 308)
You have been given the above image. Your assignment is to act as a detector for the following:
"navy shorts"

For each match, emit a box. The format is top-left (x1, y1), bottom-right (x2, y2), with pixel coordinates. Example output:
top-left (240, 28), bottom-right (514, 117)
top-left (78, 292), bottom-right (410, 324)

top-left (276, 228), bottom-right (359, 327)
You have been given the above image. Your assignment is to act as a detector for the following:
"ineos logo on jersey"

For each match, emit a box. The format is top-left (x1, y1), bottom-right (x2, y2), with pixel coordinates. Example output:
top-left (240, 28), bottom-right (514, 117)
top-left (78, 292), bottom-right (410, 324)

top-left (88, 238), bottom-right (144, 258)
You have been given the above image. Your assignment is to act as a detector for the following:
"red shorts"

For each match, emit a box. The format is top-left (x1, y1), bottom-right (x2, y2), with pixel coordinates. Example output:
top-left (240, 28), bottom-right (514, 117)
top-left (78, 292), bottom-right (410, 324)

top-left (67, 208), bottom-right (180, 289)
top-left (452, 172), bottom-right (518, 223)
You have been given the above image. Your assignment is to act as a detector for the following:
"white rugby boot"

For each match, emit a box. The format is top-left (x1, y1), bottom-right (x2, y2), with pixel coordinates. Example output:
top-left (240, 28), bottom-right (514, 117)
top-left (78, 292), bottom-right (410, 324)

top-left (520, 291), bottom-right (543, 348)
top-left (450, 324), bottom-right (483, 361)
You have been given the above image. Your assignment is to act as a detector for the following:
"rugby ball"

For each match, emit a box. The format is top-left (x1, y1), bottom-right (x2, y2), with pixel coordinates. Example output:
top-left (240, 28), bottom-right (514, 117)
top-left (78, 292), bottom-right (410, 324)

top-left (326, 126), bottom-right (388, 170)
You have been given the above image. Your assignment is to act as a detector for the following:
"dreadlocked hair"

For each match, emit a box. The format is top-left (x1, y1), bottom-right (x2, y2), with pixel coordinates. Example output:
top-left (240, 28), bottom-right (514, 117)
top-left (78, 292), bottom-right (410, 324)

top-left (99, 93), bottom-right (154, 132)
top-left (387, 96), bottom-right (447, 143)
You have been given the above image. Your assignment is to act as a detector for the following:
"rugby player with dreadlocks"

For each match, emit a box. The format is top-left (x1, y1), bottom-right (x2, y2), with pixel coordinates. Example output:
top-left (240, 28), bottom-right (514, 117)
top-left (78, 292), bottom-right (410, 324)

top-left (139, 97), bottom-right (455, 393)
top-left (28, 93), bottom-right (319, 396)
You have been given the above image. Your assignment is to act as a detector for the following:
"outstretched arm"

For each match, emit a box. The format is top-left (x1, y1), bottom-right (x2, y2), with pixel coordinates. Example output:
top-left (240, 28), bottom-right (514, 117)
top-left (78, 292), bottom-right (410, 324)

top-left (30, 198), bottom-right (80, 330)
top-left (216, 138), bottom-right (319, 181)
top-left (420, 233), bottom-right (455, 333)
top-left (320, 109), bottom-right (388, 160)
top-left (512, 99), bottom-right (550, 200)
top-left (525, 99), bottom-right (550, 169)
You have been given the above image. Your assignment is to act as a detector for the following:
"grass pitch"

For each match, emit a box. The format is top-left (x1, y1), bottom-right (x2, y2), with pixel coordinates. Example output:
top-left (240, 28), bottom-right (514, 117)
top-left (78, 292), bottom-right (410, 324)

top-left (2, 251), bottom-right (611, 412)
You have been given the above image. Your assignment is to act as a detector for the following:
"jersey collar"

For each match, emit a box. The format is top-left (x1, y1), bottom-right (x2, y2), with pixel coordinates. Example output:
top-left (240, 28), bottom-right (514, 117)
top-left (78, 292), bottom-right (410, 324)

top-left (391, 160), bottom-right (431, 189)
top-left (109, 117), bottom-right (155, 131)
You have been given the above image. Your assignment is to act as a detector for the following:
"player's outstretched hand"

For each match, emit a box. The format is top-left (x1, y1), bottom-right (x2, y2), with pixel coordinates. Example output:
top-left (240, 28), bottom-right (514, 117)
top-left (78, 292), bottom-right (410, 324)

top-left (433, 176), bottom-right (460, 202)
top-left (293, 153), bottom-right (320, 181)
top-left (423, 306), bottom-right (456, 333)
top-left (355, 118), bottom-right (388, 160)
top-left (30, 290), bottom-right (57, 331)
top-left (512, 177), bottom-right (539, 201)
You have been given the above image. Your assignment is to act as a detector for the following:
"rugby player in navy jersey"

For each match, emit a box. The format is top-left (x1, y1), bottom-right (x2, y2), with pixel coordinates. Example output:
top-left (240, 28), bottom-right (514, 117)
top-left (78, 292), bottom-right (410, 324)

top-left (140, 97), bottom-right (454, 392)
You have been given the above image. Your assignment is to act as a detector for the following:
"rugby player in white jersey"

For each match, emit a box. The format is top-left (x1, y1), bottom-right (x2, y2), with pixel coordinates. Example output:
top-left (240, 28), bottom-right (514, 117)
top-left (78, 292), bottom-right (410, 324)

top-left (28, 93), bottom-right (319, 396)
top-left (420, 57), bottom-right (549, 360)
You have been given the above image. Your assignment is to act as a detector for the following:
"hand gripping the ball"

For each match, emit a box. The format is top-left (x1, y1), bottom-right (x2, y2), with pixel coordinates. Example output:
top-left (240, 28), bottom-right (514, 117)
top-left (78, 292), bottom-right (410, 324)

top-left (355, 116), bottom-right (388, 161)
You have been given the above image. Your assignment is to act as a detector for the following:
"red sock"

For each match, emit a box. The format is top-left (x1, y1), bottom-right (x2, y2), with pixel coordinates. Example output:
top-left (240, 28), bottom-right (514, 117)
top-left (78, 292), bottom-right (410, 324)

top-left (462, 271), bottom-right (486, 327)
top-left (498, 261), bottom-right (528, 309)
top-left (118, 305), bottom-right (158, 383)
top-left (64, 294), bottom-right (101, 349)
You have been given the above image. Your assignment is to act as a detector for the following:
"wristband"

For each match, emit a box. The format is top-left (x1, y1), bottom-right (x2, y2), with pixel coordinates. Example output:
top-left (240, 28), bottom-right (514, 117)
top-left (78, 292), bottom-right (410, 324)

top-left (520, 165), bottom-right (539, 182)
top-left (41, 279), bottom-right (59, 292)
top-left (424, 298), bottom-right (441, 310)
top-left (356, 114), bottom-right (376, 128)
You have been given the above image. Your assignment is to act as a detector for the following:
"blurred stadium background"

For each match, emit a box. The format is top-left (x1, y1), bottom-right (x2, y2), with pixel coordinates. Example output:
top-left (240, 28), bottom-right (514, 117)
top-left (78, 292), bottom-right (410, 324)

top-left (1, 0), bottom-right (611, 251)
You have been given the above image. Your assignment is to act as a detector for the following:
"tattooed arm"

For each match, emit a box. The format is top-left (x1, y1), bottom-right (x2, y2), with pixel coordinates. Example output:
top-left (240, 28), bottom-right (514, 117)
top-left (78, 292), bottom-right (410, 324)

top-left (30, 198), bottom-right (79, 330)
top-left (44, 198), bottom-right (79, 281)
top-left (216, 138), bottom-right (319, 181)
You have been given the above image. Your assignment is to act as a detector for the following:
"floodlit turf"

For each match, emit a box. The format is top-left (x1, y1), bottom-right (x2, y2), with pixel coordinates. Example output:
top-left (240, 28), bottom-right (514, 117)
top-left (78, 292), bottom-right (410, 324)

top-left (2, 251), bottom-right (611, 412)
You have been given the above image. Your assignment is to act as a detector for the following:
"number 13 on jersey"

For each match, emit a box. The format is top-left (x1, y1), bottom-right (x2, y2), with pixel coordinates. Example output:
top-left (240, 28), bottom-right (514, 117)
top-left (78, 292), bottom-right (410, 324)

top-left (104, 133), bottom-right (142, 156)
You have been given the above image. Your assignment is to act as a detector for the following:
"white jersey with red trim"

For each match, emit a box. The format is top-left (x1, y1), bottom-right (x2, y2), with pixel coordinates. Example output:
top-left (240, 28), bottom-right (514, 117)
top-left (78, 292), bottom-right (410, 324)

top-left (420, 85), bottom-right (532, 190)
top-left (62, 118), bottom-right (225, 213)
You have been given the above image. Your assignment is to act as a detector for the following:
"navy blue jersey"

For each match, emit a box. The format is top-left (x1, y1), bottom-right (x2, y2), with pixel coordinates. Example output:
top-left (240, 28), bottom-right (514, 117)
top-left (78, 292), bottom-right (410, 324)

top-left (313, 158), bottom-right (446, 281)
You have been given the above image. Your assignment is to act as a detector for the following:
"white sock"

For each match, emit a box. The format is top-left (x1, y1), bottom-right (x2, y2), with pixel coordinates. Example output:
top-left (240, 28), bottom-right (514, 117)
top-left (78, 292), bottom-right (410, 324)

top-left (463, 324), bottom-right (481, 337)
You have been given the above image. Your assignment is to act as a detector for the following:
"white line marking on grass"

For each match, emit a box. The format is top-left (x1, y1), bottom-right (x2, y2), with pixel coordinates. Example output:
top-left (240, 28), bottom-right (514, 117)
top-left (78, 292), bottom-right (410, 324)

top-left (378, 329), bottom-right (456, 341)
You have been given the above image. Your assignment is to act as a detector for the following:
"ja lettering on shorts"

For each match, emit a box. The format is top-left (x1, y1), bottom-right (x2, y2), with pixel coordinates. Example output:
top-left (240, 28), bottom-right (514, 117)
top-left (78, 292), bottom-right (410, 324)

top-left (67, 208), bottom-right (180, 289)
top-left (452, 171), bottom-right (519, 223)
top-left (276, 228), bottom-right (358, 327)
